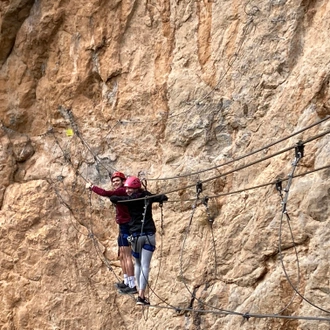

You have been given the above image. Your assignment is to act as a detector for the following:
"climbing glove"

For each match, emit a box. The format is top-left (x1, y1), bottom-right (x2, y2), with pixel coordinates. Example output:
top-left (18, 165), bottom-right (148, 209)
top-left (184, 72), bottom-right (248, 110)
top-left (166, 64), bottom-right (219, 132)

top-left (160, 195), bottom-right (168, 202)
top-left (110, 196), bottom-right (120, 203)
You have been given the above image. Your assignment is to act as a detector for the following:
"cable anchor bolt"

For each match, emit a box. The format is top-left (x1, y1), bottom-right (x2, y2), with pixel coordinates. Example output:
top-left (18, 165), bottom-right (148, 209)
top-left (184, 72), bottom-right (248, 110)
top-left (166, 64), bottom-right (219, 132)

top-left (295, 141), bottom-right (304, 160)
top-left (202, 196), bottom-right (209, 206)
top-left (275, 179), bottom-right (282, 192)
top-left (196, 181), bottom-right (203, 195)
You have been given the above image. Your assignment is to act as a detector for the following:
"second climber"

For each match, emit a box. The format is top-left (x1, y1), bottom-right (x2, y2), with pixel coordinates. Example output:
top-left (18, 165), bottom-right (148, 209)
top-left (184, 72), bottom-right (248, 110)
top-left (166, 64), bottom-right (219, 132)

top-left (110, 176), bottom-right (168, 305)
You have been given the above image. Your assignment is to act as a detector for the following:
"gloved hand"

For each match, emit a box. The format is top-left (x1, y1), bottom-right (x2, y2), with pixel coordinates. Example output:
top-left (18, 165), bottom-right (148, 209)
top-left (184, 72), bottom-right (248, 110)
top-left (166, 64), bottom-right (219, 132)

top-left (85, 182), bottom-right (93, 190)
top-left (110, 196), bottom-right (120, 203)
top-left (160, 195), bottom-right (168, 202)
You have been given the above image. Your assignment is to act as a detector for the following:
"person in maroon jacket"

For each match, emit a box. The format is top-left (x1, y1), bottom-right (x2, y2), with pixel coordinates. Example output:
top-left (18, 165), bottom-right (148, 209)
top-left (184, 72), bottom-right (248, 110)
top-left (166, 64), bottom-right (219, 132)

top-left (86, 171), bottom-right (137, 294)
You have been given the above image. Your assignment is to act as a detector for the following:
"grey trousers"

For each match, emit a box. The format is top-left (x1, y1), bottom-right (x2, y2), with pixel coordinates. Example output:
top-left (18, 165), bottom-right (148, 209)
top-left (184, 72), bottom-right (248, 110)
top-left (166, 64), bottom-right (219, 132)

top-left (131, 234), bottom-right (156, 291)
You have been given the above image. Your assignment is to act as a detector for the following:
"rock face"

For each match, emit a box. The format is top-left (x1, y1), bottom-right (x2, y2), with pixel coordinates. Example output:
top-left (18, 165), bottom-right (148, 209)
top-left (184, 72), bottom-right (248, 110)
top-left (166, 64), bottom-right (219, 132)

top-left (1, 0), bottom-right (330, 329)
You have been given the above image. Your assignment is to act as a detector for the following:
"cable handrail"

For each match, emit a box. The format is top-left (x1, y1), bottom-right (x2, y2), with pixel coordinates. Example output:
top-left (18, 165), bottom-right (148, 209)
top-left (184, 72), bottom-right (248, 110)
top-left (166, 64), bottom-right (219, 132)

top-left (117, 128), bottom-right (330, 202)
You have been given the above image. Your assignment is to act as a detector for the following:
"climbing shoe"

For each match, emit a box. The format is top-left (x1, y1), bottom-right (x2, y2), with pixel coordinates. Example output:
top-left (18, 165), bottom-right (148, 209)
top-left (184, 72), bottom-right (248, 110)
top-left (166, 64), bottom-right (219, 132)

top-left (136, 296), bottom-right (150, 306)
top-left (120, 286), bottom-right (138, 295)
top-left (115, 281), bottom-right (128, 289)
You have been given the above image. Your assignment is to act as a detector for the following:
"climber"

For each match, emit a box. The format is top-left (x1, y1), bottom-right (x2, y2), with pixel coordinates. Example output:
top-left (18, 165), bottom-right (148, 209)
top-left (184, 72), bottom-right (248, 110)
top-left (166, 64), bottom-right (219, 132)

top-left (110, 176), bottom-right (168, 306)
top-left (86, 172), bottom-right (137, 294)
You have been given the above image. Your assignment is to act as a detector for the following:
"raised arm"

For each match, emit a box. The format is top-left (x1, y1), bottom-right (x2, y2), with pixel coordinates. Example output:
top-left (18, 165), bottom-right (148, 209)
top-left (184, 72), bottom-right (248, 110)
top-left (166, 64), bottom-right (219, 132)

top-left (87, 184), bottom-right (127, 197)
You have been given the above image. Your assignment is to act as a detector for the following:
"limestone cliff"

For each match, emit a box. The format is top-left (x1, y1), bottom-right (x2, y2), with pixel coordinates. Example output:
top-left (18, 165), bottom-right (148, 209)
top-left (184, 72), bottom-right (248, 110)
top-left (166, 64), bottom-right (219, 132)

top-left (1, 0), bottom-right (330, 329)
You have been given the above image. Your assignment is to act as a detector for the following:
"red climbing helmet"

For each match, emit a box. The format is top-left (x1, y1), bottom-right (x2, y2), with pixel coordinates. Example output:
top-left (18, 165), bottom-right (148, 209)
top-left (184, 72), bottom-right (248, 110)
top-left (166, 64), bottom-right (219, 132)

top-left (124, 176), bottom-right (141, 189)
top-left (111, 171), bottom-right (126, 181)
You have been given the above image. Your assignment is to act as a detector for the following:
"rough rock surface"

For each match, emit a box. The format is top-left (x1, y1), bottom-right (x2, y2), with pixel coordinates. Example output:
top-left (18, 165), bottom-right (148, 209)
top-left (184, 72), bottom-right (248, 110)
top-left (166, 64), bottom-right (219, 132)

top-left (1, 0), bottom-right (330, 329)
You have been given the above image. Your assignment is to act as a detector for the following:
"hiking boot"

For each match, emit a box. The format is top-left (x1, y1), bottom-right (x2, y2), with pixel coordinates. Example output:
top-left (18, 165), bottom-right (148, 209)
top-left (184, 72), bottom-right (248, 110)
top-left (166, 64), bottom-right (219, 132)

top-left (115, 281), bottom-right (128, 290)
top-left (120, 286), bottom-right (138, 295)
top-left (136, 296), bottom-right (150, 306)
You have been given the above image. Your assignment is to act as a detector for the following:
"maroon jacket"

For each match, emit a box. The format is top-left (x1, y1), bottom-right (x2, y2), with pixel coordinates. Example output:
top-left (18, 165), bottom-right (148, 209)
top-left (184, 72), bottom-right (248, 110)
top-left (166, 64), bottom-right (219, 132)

top-left (91, 186), bottom-right (130, 224)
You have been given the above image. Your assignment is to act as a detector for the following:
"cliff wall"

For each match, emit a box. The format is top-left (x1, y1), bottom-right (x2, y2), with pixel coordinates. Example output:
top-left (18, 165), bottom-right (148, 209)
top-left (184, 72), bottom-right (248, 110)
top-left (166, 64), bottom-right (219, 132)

top-left (1, 0), bottom-right (330, 329)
